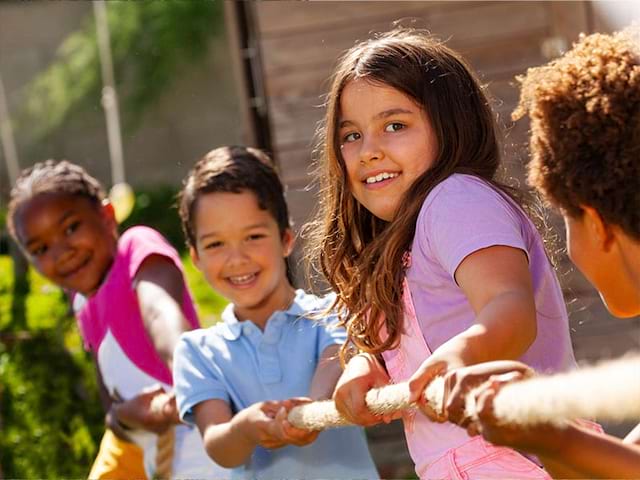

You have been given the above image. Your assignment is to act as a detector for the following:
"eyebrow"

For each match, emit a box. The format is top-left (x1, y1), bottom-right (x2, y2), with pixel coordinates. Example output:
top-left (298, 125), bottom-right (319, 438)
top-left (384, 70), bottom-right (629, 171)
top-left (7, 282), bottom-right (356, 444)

top-left (24, 210), bottom-right (75, 247)
top-left (197, 222), bottom-right (271, 242)
top-left (339, 108), bottom-right (415, 129)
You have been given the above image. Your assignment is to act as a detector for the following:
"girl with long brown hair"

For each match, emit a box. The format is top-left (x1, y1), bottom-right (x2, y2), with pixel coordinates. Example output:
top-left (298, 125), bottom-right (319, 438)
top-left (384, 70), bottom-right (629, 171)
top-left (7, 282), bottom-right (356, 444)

top-left (308, 28), bottom-right (579, 478)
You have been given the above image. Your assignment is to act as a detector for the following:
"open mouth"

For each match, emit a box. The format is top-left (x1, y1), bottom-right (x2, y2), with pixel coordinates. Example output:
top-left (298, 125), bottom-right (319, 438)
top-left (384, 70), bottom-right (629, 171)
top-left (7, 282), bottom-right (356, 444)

top-left (60, 255), bottom-right (91, 278)
top-left (364, 171), bottom-right (400, 185)
top-left (227, 272), bottom-right (258, 287)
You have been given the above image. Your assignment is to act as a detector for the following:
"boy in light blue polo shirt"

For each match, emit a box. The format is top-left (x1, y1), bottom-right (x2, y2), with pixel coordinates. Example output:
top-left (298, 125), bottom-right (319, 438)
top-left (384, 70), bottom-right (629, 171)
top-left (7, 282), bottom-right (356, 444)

top-left (174, 146), bottom-right (378, 479)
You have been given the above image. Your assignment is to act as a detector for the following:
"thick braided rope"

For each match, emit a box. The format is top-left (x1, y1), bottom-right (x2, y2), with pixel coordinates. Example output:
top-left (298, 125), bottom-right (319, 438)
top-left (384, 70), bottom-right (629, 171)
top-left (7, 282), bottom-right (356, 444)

top-left (155, 427), bottom-right (175, 479)
top-left (288, 355), bottom-right (640, 430)
top-left (150, 393), bottom-right (175, 479)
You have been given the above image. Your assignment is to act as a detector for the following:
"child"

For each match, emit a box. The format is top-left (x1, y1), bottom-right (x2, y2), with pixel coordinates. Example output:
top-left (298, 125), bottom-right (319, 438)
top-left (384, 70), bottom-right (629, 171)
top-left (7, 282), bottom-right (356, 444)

top-left (6, 160), bottom-right (229, 479)
top-left (308, 28), bottom-right (579, 479)
top-left (173, 146), bottom-right (378, 479)
top-left (446, 29), bottom-right (640, 479)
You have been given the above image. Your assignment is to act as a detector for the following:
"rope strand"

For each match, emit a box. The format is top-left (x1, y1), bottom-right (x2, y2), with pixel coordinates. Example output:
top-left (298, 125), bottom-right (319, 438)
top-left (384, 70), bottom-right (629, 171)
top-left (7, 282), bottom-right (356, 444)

top-left (288, 355), bottom-right (640, 430)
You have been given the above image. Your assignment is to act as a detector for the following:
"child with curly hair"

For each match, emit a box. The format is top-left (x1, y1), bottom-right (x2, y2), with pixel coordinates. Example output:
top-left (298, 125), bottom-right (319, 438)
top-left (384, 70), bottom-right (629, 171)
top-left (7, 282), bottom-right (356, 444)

top-left (444, 29), bottom-right (640, 478)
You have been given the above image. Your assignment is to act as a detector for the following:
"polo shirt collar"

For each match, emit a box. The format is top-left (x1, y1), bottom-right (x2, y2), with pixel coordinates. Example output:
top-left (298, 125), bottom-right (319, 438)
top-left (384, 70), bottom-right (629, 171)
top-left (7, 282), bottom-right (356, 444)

top-left (219, 289), bottom-right (308, 341)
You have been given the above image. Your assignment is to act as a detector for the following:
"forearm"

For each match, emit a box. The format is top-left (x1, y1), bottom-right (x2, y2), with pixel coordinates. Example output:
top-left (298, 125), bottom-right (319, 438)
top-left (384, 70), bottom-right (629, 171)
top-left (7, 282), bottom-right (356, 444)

top-left (202, 418), bottom-right (256, 468)
top-left (538, 425), bottom-right (640, 479)
top-left (309, 345), bottom-right (342, 400)
top-left (438, 291), bottom-right (537, 367)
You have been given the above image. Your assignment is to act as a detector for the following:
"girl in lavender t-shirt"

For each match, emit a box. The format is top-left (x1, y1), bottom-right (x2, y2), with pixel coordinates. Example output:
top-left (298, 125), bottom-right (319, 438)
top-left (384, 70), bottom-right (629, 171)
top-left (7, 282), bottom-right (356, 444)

top-left (309, 29), bottom-right (580, 478)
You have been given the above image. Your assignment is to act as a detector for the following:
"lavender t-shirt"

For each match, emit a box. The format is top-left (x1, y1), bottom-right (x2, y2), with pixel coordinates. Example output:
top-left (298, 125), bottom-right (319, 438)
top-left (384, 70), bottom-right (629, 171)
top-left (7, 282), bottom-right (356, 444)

top-left (406, 174), bottom-right (575, 373)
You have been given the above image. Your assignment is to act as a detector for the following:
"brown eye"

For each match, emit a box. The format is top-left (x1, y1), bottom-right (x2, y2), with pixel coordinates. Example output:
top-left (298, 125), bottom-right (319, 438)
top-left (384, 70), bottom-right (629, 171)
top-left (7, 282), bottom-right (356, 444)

top-left (384, 122), bottom-right (405, 132)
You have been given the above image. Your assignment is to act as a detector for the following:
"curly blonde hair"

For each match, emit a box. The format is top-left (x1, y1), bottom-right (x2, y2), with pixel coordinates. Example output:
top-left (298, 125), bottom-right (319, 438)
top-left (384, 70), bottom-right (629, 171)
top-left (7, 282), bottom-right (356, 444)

top-left (514, 29), bottom-right (640, 239)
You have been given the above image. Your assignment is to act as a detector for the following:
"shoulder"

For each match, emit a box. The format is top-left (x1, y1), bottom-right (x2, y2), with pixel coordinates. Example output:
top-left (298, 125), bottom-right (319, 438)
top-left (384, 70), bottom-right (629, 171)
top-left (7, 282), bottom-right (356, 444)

top-left (119, 226), bottom-right (184, 277)
top-left (418, 174), bottom-right (520, 226)
top-left (179, 326), bottom-right (222, 348)
top-left (119, 225), bottom-right (172, 251)
top-left (175, 327), bottom-right (226, 362)
top-left (291, 290), bottom-right (337, 319)
top-left (422, 174), bottom-right (502, 211)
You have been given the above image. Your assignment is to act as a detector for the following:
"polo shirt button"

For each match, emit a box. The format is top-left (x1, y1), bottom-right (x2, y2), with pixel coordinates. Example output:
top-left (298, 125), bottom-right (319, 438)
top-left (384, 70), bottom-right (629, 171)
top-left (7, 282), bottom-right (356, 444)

top-left (243, 324), bottom-right (252, 335)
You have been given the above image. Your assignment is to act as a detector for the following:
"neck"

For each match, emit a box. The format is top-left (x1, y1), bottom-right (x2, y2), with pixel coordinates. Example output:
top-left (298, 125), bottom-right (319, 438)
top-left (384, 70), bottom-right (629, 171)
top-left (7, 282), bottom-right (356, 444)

top-left (234, 282), bottom-right (296, 330)
top-left (618, 233), bottom-right (640, 296)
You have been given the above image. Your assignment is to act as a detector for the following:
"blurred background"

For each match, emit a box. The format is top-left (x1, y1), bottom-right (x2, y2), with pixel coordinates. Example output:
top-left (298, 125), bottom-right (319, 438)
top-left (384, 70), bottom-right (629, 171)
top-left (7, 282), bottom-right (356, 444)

top-left (0, 1), bottom-right (638, 478)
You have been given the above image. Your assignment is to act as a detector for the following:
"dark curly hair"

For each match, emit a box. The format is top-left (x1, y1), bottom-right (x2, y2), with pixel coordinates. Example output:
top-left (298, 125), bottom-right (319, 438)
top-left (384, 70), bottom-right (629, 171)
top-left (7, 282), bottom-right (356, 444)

top-left (8, 160), bottom-right (106, 241)
top-left (514, 29), bottom-right (640, 239)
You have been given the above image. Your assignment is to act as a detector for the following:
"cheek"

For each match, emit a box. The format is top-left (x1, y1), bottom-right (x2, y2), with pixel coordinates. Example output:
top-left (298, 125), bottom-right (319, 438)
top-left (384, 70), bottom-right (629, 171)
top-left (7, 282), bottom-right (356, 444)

top-left (342, 160), bottom-right (359, 188)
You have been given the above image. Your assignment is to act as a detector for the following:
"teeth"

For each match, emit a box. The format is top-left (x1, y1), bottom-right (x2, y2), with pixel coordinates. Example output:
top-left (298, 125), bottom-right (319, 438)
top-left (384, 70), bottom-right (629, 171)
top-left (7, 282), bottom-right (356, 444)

top-left (229, 273), bottom-right (256, 285)
top-left (365, 172), bottom-right (399, 184)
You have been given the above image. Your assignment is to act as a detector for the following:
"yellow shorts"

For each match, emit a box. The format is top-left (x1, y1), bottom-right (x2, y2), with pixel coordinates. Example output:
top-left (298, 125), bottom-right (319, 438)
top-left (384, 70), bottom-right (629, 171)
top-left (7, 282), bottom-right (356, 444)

top-left (88, 429), bottom-right (147, 480)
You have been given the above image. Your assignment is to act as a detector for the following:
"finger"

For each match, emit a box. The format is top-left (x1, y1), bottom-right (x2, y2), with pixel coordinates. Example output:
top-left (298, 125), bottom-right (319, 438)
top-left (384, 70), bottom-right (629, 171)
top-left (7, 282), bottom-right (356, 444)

top-left (408, 361), bottom-right (447, 404)
top-left (418, 399), bottom-right (448, 423)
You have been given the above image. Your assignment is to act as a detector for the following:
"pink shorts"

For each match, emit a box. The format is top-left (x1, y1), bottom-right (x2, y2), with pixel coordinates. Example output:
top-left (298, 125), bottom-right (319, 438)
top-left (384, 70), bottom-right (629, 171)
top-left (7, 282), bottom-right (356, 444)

top-left (422, 436), bottom-right (549, 480)
top-left (421, 420), bottom-right (604, 480)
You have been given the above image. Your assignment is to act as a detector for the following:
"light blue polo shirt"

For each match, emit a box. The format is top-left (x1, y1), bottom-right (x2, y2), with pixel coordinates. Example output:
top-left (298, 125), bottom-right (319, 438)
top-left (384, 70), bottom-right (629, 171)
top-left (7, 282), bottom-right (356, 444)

top-left (173, 290), bottom-right (378, 480)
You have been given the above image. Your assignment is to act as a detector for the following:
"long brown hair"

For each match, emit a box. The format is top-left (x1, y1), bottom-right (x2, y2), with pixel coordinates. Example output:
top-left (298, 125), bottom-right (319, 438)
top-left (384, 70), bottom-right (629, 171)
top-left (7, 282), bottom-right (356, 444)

top-left (306, 28), bottom-right (530, 361)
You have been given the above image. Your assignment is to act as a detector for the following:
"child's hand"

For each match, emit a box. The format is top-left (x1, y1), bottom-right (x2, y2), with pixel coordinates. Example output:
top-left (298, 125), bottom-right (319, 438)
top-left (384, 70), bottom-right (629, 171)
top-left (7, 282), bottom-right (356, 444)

top-left (113, 386), bottom-right (180, 434)
top-left (408, 353), bottom-right (464, 422)
top-left (232, 401), bottom-right (296, 450)
top-left (271, 398), bottom-right (320, 447)
top-left (333, 353), bottom-right (392, 426)
top-left (467, 371), bottom-right (566, 456)
top-left (441, 360), bottom-right (534, 426)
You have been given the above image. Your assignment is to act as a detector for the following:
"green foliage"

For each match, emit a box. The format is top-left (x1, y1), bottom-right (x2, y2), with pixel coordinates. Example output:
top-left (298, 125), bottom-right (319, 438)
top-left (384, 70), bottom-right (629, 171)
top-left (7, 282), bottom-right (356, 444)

top-left (121, 185), bottom-right (185, 252)
top-left (0, 333), bottom-right (102, 478)
top-left (0, 258), bottom-right (102, 478)
top-left (21, 0), bottom-right (223, 139)
top-left (0, 256), bottom-right (12, 329)
top-left (183, 255), bottom-right (228, 326)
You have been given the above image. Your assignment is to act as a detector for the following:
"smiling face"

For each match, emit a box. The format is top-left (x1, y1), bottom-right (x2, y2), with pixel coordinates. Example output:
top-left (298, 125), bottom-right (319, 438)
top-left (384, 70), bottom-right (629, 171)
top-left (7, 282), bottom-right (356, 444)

top-left (14, 192), bottom-right (118, 296)
top-left (190, 190), bottom-right (295, 325)
top-left (338, 79), bottom-right (439, 221)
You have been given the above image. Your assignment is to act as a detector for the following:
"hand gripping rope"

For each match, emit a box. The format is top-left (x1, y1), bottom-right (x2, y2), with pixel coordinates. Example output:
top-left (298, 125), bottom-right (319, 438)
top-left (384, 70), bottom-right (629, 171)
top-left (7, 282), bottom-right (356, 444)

top-left (288, 355), bottom-right (640, 431)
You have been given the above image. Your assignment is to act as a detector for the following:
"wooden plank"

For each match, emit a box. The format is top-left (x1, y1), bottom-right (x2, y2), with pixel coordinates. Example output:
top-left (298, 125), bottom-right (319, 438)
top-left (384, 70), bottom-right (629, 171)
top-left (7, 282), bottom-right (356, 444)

top-left (263, 27), bottom-right (547, 100)
top-left (256, 1), bottom-right (493, 38)
top-left (268, 96), bottom-right (324, 149)
top-left (260, 2), bottom-right (548, 75)
top-left (278, 145), bottom-right (318, 187)
top-left (549, 2), bottom-right (591, 45)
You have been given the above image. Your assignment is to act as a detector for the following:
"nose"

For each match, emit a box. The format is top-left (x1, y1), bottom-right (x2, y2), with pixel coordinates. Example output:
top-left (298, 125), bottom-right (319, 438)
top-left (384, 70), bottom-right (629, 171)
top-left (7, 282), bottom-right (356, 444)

top-left (359, 134), bottom-right (384, 165)
top-left (225, 244), bottom-right (250, 267)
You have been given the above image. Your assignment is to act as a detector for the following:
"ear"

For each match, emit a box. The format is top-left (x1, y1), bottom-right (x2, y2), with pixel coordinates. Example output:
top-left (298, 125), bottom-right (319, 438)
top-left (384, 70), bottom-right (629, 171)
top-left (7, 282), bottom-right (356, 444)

top-left (189, 246), bottom-right (202, 270)
top-left (582, 205), bottom-right (615, 252)
top-left (282, 228), bottom-right (295, 258)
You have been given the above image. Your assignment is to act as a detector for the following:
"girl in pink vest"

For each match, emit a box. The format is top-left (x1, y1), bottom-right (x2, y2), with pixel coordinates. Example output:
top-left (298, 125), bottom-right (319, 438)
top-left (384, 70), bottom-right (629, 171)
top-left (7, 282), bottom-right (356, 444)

top-left (307, 28), bottom-right (585, 479)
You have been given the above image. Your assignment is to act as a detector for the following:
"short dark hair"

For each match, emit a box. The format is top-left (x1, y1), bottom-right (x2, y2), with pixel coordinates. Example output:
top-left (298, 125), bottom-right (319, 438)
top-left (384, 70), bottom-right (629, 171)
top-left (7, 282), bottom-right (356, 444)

top-left (8, 160), bottom-right (106, 241)
top-left (178, 146), bottom-right (291, 249)
top-left (514, 30), bottom-right (640, 239)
